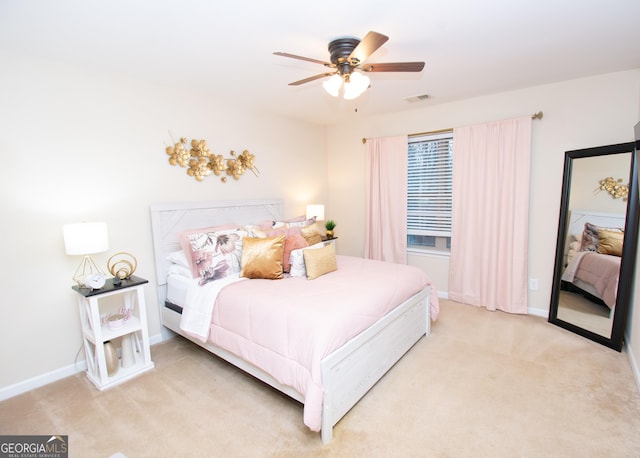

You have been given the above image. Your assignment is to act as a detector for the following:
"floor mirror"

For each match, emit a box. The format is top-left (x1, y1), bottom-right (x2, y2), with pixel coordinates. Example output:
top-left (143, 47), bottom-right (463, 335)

top-left (548, 140), bottom-right (639, 351)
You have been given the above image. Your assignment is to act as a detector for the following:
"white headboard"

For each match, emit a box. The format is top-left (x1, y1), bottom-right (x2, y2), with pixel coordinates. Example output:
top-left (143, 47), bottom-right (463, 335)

top-left (149, 199), bottom-right (283, 312)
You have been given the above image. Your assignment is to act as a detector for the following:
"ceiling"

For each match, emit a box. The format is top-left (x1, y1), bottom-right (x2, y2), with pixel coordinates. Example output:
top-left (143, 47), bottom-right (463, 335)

top-left (2, 1), bottom-right (639, 125)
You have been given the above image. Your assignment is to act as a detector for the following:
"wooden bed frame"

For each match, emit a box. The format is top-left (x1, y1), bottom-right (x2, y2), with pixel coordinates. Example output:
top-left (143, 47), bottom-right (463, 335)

top-left (150, 199), bottom-right (431, 443)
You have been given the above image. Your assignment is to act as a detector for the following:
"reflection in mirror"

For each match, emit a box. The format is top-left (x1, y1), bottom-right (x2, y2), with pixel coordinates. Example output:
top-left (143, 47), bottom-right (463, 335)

top-left (549, 142), bottom-right (639, 351)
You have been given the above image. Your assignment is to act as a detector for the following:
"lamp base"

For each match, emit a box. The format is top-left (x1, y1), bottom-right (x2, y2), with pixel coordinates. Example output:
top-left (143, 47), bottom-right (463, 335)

top-left (73, 256), bottom-right (106, 288)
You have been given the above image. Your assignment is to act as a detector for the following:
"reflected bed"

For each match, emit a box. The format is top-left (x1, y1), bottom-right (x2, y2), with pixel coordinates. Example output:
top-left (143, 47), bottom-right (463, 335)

top-left (561, 210), bottom-right (624, 309)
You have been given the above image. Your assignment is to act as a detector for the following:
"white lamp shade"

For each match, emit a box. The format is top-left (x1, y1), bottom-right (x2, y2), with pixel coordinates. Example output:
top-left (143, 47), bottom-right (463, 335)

top-left (322, 74), bottom-right (342, 97)
top-left (343, 72), bottom-right (370, 100)
top-left (306, 204), bottom-right (325, 221)
top-left (63, 222), bottom-right (109, 255)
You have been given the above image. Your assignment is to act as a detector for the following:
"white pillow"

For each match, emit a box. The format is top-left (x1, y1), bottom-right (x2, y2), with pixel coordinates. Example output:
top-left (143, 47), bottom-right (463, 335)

top-left (289, 242), bottom-right (324, 277)
top-left (166, 250), bottom-right (190, 269)
top-left (168, 264), bottom-right (194, 278)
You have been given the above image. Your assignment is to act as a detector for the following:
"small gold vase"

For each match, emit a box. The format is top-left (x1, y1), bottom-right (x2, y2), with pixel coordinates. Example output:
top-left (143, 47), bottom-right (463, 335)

top-left (325, 230), bottom-right (334, 239)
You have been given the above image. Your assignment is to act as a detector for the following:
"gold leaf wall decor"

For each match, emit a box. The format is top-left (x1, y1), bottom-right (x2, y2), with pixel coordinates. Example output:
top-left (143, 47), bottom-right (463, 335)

top-left (595, 176), bottom-right (629, 201)
top-left (165, 136), bottom-right (259, 183)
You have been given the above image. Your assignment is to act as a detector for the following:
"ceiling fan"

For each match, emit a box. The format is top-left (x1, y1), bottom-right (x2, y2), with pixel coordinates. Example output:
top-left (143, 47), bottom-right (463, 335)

top-left (274, 31), bottom-right (425, 100)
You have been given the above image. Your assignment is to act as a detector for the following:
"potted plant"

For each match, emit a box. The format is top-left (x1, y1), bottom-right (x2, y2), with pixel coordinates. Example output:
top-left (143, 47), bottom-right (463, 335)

top-left (325, 220), bottom-right (336, 239)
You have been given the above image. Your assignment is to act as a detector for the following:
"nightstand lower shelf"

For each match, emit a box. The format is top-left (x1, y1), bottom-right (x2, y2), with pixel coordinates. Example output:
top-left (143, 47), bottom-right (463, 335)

top-left (84, 332), bottom-right (155, 391)
top-left (86, 347), bottom-right (154, 390)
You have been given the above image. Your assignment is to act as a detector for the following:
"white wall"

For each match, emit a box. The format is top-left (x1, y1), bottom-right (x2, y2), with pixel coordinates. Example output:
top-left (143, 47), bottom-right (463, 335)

top-left (0, 51), bottom-right (328, 393)
top-left (326, 69), bottom-right (640, 321)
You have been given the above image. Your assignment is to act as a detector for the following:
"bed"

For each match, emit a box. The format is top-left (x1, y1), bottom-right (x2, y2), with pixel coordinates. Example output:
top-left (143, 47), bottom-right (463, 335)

top-left (150, 199), bottom-right (438, 443)
top-left (561, 209), bottom-right (624, 309)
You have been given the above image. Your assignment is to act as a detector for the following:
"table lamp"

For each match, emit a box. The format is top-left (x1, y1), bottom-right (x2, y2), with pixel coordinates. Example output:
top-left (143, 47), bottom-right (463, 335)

top-left (63, 222), bottom-right (109, 288)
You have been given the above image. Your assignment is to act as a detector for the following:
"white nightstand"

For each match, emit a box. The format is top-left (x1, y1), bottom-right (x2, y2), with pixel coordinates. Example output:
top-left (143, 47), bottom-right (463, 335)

top-left (322, 237), bottom-right (337, 249)
top-left (72, 275), bottom-right (154, 390)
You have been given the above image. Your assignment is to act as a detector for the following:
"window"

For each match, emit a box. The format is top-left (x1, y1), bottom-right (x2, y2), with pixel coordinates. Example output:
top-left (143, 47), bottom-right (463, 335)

top-left (407, 131), bottom-right (454, 252)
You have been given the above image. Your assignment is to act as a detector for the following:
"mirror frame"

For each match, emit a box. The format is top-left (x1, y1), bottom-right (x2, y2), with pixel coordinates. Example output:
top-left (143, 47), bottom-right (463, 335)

top-left (549, 141), bottom-right (639, 351)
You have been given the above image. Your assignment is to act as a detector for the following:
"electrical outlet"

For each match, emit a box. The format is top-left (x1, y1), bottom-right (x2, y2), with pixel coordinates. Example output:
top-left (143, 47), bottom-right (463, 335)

top-left (529, 278), bottom-right (539, 290)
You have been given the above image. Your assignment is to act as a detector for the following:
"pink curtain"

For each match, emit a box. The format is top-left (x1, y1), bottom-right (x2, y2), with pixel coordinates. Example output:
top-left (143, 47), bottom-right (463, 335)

top-left (364, 135), bottom-right (408, 263)
top-left (448, 117), bottom-right (532, 313)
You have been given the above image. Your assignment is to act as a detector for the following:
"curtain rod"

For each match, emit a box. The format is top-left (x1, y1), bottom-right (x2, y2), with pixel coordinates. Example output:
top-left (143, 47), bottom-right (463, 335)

top-left (361, 111), bottom-right (543, 144)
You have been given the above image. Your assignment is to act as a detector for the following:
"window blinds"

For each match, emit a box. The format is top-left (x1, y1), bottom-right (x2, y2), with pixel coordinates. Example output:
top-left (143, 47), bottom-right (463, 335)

top-left (407, 132), bottom-right (453, 237)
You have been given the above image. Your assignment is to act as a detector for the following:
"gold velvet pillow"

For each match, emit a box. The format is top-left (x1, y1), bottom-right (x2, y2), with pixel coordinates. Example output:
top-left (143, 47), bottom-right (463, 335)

top-left (240, 234), bottom-right (286, 279)
top-left (303, 243), bottom-right (337, 280)
top-left (597, 229), bottom-right (624, 257)
top-left (301, 224), bottom-right (323, 246)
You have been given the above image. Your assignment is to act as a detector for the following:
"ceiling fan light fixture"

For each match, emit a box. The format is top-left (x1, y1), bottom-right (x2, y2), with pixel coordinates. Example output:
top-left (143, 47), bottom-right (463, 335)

top-left (322, 74), bottom-right (342, 97)
top-left (276, 31), bottom-right (424, 102)
top-left (343, 72), bottom-right (370, 100)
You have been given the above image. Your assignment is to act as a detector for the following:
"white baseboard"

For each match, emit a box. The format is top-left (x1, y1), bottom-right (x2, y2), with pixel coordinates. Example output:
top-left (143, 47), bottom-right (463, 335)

top-left (0, 332), bottom-right (164, 402)
top-left (149, 333), bottom-right (164, 346)
top-left (528, 307), bottom-right (549, 318)
top-left (441, 292), bottom-right (547, 318)
top-left (0, 361), bottom-right (86, 402)
top-left (626, 338), bottom-right (640, 394)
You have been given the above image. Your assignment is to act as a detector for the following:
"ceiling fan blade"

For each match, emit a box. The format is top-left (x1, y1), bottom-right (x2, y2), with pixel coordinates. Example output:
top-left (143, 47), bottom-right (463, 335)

top-left (288, 72), bottom-right (335, 86)
top-left (273, 52), bottom-right (331, 67)
top-left (349, 31), bottom-right (389, 65)
top-left (360, 62), bottom-right (425, 72)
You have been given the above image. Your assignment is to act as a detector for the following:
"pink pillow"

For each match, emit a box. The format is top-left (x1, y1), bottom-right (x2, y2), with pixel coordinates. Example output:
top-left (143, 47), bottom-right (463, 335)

top-left (282, 234), bottom-right (309, 273)
top-left (267, 226), bottom-right (302, 238)
top-left (267, 227), bottom-right (304, 272)
top-left (283, 215), bottom-right (306, 222)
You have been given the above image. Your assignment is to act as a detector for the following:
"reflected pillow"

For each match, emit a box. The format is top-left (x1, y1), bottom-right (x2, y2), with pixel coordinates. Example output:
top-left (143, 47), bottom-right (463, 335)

top-left (240, 234), bottom-right (286, 279)
top-left (580, 223), bottom-right (600, 252)
top-left (303, 244), bottom-right (337, 280)
top-left (580, 222), bottom-right (622, 252)
top-left (597, 229), bottom-right (624, 257)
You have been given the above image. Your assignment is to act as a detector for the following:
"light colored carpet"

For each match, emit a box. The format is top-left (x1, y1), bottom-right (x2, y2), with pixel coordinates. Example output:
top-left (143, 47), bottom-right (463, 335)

top-left (2, 299), bottom-right (639, 457)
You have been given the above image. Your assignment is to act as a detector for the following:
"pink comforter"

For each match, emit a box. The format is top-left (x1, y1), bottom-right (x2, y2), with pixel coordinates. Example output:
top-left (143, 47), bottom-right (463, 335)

top-left (207, 255), bottom-right (437, 431)
top-left (574, 252), bottom-right (620, 308)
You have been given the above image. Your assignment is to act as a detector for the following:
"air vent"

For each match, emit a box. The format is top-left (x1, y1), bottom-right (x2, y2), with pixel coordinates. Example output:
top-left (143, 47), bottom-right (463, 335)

top-left (404, 94), bottom-right (431, 103)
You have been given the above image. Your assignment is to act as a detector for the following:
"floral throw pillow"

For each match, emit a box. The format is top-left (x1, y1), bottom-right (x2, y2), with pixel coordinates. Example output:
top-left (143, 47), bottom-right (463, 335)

top-left (183, 228), bottom-right (246, 284)
top-left (580, 223), bottom-right (600, 252)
